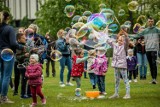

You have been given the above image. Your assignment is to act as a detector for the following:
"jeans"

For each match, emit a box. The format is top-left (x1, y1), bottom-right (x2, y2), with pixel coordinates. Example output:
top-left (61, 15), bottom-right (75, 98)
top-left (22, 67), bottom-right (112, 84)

top-left (88, 73), bottom-right (97, 86)
top-left (0, 57), bottom-right (15, 96)
top-left (137, 53), bottom-right (147, 77)
top-left (97, 75), bottom-right (105, 93)
top-left (146, 51), bottom-right (157, 79)
top-left (59, 56), bottom-right (72, 83)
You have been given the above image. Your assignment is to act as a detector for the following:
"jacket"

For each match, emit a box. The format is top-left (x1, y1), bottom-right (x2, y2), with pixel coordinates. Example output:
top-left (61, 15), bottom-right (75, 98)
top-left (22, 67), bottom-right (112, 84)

top-left (137, 26), bottom-right (160, 51)
top-left (107, 36), bottom-right (129, 68)
top-left (0, 23), bottom-right (24, 53)
top-left (87, 58), bottom-right (95, 73)
top-left (127, 56), bottom-right (137, 71)
top-left (71, 55), bottom-right (84, 77)
top-left (91, 55), bottom-right (108, 75)
top-left (56, 38), bottom-right (70, 56)
top-left (25, 63), bottom-right (43, 86)
top-left (135, 43), bottom-right (146, 54)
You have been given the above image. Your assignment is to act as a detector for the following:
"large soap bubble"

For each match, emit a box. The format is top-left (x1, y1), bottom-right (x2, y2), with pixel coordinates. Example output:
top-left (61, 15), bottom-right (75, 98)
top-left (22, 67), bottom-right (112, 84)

top-left (1, 48), bottom-right (14, 61)
top-left (128, 1), bottom-right (139, 12)
top-left (156, 20), bottom-right (160, 28)
top-left (87, 13), bottom-right (107, 31)
top-left (136, 15), bottom-right (147, 27)
top-left (100, 8), bottom-right (114, 25)
top-left (64, 5), bottom-right (75, 18)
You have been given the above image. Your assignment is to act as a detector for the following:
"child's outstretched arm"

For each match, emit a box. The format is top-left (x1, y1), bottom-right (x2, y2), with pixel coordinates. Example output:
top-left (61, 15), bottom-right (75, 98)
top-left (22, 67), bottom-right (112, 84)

top-left (76, 56), bottom-right (88, 64)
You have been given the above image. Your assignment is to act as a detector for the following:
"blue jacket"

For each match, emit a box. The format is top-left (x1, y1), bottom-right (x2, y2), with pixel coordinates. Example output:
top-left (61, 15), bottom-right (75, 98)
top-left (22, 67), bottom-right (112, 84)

top-left (127, 56), bottom-right (137, 71)
top-left (56, 38), bottom-right (70, 55)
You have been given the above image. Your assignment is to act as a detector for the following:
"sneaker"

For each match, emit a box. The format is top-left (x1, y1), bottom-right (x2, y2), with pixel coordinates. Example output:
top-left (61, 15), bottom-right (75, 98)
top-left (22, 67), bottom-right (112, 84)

top-left (59, 82), bottom-right (66, 87)
top-left (66, 82), bottom-right (74, 86)
top-left (31, 102), bottom-right (37, 107)
top-left (134, 79), bottom-right (137, 82)
top-left (109, 94), bottom-right (119, 99)
top-left (21, 95), bottom-right (30, 99)
top-left (1, 96), bottom-right (14, 104)
top-left (93, 85), bottom-right (96, 89)
top-left (123, 94), bottom-right (131, 99)
top-left (101, 92), bottom-right (107, 95)
top-left (75, 88), bottom-right (81, 97)
top-left (129, 80), bottom-right (132, 83)
top-left (42, 98), bottom-right (46, 105)
top-left (152, 79), bottom-right (157, 84)
top-left (60, 84), bottom-right (65, 87)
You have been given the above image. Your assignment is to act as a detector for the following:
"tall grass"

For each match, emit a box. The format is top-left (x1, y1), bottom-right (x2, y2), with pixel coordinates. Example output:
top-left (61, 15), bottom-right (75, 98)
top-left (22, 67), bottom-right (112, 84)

top-left (1, 62), bottom-right (160, 107)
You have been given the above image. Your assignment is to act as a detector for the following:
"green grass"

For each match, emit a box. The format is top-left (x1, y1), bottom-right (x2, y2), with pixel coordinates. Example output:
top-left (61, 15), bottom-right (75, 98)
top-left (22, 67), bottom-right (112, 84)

top-left (1, 62), bottom-right (160, 107)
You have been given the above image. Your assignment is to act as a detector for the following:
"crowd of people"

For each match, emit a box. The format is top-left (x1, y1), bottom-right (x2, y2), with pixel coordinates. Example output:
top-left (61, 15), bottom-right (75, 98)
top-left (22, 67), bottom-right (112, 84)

top-left (0, 10), bottom-right (159, 107)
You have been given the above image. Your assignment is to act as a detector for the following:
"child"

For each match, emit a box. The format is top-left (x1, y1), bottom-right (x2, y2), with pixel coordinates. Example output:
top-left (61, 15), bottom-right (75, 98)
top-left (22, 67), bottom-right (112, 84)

top-left (107, 28), bottom-right (131, 99)
top-left (127, 49), bottom-right (137, 82)
top-left (87, 50), bottom-right (97, 89)
top-left (25, 54), bottom-right (46, 106)
top-left (71, 48), bottom-right (89, 96)
top-left (14, 33), bottom-right (30, 98)
top-left (91, 47), bottom-right (108, 95)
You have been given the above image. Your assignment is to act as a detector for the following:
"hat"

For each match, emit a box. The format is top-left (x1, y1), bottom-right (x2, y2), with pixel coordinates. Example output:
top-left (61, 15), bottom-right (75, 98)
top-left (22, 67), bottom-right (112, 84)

top-left (30, 54), bottom-right (39, 62)
top-left (128, 49), bottom-right (133, 53)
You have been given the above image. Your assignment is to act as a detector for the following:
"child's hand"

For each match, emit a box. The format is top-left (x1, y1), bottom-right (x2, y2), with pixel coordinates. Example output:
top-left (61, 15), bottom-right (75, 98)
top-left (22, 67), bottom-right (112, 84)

top-left (25, 53), bottom-right (29, 57)
top-left (102, 73), bottom-right (106, 76)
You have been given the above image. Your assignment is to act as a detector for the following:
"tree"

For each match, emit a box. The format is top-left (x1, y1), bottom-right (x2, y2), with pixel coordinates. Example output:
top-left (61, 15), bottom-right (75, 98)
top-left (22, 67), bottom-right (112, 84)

top-left (35, 0), bottom-right (102, 37)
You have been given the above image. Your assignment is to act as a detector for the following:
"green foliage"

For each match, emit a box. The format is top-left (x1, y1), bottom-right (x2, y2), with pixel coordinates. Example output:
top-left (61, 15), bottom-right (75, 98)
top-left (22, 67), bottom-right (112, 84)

top-left (20, 16), bottom-right (31, 28)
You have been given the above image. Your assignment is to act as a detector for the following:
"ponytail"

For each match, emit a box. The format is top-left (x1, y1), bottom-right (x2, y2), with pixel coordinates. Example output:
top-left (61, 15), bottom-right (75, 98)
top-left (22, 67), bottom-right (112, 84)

top-left (0, 10), bottom-right (10, 25)
top-left (0, 12), bottom-right (4, 24)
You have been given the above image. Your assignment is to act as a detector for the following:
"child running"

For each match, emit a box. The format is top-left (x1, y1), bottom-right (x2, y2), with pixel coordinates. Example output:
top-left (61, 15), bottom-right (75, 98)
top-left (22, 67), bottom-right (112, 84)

top-left (25, 54), bottom-right (46, 106)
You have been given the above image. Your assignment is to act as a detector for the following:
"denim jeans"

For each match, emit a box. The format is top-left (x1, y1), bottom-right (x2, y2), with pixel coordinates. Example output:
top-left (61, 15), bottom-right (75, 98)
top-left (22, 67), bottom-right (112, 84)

top-left (84, 61), bottom-right (88, 78)
top-left (0, 57), bottom-right (15, 96)
top-left (97, 75), bottom-right (105, 93)
top-left (59, 56), bottom-right (72, 83)
top-left (88, 73), bottom-right (97, 86)
top-left (137, 53), bottom-right (147, 77)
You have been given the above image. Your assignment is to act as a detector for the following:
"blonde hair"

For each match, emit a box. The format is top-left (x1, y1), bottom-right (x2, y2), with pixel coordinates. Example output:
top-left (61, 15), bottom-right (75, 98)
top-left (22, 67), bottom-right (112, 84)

top-left (28, 24), bottom-right (39, 33)
top-left (57, 29), bottom-right (65, 38)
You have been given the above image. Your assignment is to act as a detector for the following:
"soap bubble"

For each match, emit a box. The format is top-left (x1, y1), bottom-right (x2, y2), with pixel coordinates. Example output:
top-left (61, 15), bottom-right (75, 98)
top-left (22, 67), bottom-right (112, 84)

top-left (128, 1), bottom-right (139, 12)
top-left (50, 50), bottom-right (62, 61)
top-left (133, 23), bottom-right (141, 33)
top-left (64, 5), bottom-right (75, 18)
top-left (118, 9), bottom-right (125, 16)
top-left (108, 23), bottom-right (118, 32)
top-left (1, 48), bottom-right (14, 61)
top-left (82, 11), bottom-right (92, 17)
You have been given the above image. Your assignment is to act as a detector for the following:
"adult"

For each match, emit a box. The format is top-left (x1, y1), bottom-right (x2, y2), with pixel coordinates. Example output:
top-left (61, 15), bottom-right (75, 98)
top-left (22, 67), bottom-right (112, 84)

top-left (25, 24), bottom-right (48, 64)
top-left (0, 11), bottom-right (25, 103)
top-left (45, 32), bottom-right (56, 77)
top-left (137, 17), bottom-right (160, 84)
top-left (56, 29), bottom-right (73, 87)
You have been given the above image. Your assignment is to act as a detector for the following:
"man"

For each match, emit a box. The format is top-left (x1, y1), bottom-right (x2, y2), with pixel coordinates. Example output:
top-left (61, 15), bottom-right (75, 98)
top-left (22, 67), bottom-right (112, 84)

top-left (56, 29), bottom-right (73, 87)
top-left (137, 17), bottom-right (160, 84)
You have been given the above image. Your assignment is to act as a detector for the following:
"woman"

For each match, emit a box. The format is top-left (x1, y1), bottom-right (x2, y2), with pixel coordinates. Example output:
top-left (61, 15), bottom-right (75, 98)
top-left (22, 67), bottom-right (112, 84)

top-left (0, 10), bottom-right (25, 104)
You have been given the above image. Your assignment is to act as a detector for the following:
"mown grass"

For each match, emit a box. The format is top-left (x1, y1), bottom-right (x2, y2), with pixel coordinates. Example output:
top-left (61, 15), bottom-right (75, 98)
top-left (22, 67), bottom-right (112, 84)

top-left (1, 62), bottom-right (160, 107)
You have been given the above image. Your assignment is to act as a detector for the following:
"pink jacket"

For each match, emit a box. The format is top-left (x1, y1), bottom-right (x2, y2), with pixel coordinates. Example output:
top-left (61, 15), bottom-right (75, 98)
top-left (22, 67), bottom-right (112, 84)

top-left (25, 63), bottom-right (43, 86)
top-left (91, 55), bottom-right (108, 75)
top-left (107, 37), bottom-right (129, 69)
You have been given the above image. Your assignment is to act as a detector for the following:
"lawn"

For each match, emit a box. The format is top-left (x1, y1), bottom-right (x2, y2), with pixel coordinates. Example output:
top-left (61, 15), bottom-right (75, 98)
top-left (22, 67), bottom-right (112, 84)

top-left (1, 62), bottom-right (160, 107)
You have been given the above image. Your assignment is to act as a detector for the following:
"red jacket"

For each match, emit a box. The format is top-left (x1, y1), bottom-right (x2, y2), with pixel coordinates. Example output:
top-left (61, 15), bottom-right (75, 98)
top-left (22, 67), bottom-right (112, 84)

top-left (25, 63), bottom-right (42, 86)
top-left (71, 55), bottom-right (84, 77)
